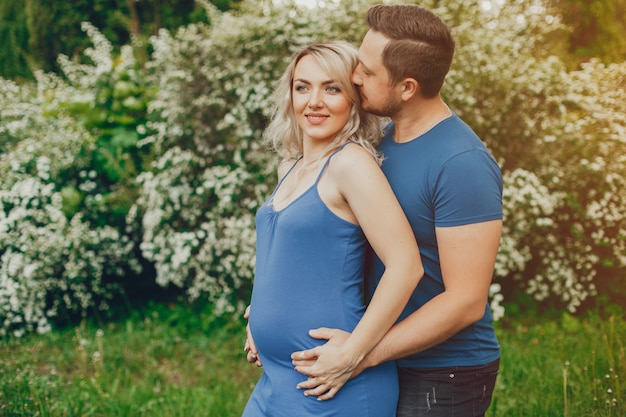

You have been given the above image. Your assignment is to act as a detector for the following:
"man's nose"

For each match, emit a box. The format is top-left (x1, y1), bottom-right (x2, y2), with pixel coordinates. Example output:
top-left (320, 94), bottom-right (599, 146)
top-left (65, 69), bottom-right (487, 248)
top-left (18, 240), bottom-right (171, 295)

top-left (351, 68), bottom-right (363, 85)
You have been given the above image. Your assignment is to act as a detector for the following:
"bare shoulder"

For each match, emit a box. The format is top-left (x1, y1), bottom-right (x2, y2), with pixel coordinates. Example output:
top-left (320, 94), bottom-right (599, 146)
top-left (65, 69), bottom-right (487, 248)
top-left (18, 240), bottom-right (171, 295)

top-left (330, 143), bottom-right (378, 176)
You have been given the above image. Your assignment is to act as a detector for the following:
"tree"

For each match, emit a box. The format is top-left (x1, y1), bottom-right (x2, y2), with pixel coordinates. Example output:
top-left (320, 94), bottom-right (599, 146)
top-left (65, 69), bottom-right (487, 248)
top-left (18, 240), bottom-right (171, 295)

top-left (545, 0), bottom-right (626, 67)
top-left (0, 0), bottom-right (243, 77)
top-left (0, 1), bottom-right (31, 79)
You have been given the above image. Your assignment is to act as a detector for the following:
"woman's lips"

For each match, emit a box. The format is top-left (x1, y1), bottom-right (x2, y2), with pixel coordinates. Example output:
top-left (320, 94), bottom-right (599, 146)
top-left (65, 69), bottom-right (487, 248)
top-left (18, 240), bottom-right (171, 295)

top-left (305, 114), bottom-right (328, 124)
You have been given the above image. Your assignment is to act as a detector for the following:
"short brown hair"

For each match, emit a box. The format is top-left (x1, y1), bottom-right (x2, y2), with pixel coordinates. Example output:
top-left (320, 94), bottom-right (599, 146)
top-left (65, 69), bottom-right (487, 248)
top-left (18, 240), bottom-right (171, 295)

top-left (366, 4), bottom-right (455, 98)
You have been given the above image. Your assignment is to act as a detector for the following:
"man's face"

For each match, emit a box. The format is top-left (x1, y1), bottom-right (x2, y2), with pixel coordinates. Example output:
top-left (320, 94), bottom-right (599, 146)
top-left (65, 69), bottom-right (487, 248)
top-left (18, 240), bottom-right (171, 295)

top-left (352, 30), bottom-right (402, 117)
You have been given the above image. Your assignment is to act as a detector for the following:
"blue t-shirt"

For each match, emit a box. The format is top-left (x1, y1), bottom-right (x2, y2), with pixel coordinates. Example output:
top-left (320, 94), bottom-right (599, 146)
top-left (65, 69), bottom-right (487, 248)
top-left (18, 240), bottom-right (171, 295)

top-left (366, 114), bottom-right (502, 368)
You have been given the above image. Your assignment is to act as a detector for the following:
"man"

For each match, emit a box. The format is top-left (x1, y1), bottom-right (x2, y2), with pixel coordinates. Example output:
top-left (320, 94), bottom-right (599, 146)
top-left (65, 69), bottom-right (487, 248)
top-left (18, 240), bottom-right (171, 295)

top-left (290, 5), bottom-right (503, 417)
top-left (247, 4), bottom-right (502, 416)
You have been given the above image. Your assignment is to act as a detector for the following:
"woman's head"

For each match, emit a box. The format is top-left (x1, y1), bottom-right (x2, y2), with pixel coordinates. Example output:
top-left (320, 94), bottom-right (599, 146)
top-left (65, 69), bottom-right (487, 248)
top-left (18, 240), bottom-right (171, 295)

top-left (264, 41), bottom-right (381, 162)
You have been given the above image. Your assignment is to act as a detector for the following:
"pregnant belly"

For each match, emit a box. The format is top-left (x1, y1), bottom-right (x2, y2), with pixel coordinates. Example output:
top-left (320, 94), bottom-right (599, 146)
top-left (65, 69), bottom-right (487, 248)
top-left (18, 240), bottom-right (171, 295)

top-left (249, 296), bottom-right (362, 364)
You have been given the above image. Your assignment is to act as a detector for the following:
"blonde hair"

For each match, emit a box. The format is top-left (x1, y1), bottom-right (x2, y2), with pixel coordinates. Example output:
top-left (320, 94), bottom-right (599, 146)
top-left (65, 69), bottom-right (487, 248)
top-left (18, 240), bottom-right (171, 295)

top-left (263, 41), bottom-right (383, 164)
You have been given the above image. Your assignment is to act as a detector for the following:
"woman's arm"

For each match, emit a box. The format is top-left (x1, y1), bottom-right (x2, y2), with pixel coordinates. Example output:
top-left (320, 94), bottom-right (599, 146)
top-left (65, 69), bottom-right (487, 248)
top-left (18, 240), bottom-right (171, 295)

top-left (292, 145), bottom-right (423, 400)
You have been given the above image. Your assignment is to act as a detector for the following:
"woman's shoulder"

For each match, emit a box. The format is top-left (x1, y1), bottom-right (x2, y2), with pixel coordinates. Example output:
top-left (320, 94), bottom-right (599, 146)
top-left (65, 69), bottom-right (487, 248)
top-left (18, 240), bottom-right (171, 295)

top-left (330, 142), bottom-right (379, 175)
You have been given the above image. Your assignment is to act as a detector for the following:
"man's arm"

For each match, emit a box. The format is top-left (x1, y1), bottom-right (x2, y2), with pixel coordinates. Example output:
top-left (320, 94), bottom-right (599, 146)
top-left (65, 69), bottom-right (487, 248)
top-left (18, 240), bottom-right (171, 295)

top-left (294, 219), bottom-right (501, 387)
top-left (361, 219), bottom-right (501, 366)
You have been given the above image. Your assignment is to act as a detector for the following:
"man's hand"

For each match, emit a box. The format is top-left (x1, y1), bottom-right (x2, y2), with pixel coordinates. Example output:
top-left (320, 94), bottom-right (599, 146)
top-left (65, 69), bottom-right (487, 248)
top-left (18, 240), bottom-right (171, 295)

top-left (291, 328), bottom-right (355, 400)
top-left (244, 305), bottom-right (262, 367)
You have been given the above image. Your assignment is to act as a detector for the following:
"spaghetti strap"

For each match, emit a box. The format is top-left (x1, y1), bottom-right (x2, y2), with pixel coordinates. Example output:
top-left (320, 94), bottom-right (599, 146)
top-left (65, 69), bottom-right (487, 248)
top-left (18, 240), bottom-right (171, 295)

top-left (270, 157), bottom-right (302, 197)
top-left (314, 142), bottom-right (354, 185)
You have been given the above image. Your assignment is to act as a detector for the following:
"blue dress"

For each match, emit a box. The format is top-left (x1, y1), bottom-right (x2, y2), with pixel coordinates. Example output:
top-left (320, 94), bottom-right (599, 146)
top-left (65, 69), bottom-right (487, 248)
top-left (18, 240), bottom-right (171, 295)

top-left (243, 145), bottom-right (398, 417)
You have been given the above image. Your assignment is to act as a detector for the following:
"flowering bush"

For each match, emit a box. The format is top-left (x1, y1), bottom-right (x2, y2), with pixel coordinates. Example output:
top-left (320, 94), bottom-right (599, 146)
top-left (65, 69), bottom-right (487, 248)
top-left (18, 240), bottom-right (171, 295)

top-left (0, 80), bottom-right (138, 336)
top-left (1, 0), bottom-right (625, 335)
top-left (128, 0), bottom-right (377, 311)
top-left (128, 147), bottom-right (263, 313)
top-left (444, 0), bottom-right (626, 313)
top-left (55, 22), bottom-right (153, 229)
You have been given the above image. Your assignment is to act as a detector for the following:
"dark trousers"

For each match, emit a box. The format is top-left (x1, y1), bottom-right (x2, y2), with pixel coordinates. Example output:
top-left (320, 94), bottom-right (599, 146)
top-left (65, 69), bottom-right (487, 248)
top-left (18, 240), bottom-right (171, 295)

top-left (397, 358), bottom-right (499, 417)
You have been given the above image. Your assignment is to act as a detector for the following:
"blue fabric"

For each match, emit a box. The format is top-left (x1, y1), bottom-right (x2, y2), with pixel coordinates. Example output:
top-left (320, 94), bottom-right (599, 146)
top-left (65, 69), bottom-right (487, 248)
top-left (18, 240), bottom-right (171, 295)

top-left (366, 114), bottom-right (502, 369)
top-left (244, 144), bottom-right (398, 417)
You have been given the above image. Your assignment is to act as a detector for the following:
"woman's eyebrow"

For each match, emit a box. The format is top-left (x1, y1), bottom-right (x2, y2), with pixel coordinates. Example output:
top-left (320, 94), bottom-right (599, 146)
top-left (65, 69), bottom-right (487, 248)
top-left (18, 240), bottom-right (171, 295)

top-left (293, 78), bottom-right (337, 85)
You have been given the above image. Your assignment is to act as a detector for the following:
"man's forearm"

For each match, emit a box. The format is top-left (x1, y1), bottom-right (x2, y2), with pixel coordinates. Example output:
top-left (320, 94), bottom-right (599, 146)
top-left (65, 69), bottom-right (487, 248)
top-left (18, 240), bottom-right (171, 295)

top-left (361, 291), bottom-right (483, 368)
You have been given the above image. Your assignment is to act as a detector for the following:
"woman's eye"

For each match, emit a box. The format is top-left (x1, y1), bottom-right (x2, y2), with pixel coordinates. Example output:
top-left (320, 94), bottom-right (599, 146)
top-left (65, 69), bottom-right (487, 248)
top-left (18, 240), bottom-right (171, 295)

top-left (294, 84), bottom-right (308, 92)
top-left (327, 86), bottom-right (341, 93)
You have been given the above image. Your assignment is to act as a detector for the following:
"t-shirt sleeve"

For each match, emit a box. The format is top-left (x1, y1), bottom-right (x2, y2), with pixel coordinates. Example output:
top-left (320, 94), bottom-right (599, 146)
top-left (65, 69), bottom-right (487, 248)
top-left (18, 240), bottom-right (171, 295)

top-left (433, 149), bottom-right (503, 227)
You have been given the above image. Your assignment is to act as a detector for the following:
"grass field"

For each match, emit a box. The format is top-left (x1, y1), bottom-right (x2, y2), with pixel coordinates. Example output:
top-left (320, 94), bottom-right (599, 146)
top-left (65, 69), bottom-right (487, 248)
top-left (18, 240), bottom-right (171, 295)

top-left (1, 302), bottom-right (623, 416)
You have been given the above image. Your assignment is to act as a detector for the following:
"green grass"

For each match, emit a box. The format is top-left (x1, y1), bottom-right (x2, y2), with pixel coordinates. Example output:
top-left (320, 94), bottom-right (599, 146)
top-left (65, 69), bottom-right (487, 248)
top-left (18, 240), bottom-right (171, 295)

top-left (0, 303), bottom-right (263, 417)
top-left (490, 313), bottom-right (624, 417)
top-left (1, 304), bottom-right (624, 417)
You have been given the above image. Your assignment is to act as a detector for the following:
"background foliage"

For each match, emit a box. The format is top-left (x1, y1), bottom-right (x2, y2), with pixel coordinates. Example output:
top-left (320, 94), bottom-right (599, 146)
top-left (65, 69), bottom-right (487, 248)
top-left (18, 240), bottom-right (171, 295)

top-left (0, 0), bottom-right (243, 79)
top-left (1, 0), bottom-right (625, 336)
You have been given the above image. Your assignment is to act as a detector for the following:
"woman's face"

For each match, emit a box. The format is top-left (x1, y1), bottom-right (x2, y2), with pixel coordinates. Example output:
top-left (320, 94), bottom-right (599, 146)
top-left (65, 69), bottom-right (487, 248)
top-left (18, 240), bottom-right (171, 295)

top-left (291, 54), bottom-right (352, 146)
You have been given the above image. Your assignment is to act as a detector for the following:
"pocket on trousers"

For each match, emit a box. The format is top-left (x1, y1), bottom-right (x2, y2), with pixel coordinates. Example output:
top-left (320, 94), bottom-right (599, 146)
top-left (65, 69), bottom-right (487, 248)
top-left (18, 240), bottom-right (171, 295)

top-left (472, 369), bottom-right (498, 416)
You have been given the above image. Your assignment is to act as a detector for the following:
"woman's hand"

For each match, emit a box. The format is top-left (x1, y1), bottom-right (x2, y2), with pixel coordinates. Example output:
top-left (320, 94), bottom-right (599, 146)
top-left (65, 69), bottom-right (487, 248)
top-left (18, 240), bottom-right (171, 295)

top-left (244, 305), bottom-right (262, 367)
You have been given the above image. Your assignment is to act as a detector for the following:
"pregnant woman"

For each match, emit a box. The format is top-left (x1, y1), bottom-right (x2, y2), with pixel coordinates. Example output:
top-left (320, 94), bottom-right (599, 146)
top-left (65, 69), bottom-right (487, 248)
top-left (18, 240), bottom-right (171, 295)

top-left (243, 41), bottom-right (423, 417)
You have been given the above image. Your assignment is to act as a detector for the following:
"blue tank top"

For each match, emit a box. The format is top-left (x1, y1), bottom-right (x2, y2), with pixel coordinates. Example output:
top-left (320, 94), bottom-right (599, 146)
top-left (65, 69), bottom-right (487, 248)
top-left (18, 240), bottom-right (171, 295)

top-left (243, 144), bottom-right (398, 417)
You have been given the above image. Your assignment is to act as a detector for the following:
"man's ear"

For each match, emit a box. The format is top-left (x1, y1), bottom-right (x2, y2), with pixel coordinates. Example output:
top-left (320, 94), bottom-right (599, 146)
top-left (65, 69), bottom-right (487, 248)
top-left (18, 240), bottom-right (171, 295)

top-left (400, 78), bottom-right (419, 101)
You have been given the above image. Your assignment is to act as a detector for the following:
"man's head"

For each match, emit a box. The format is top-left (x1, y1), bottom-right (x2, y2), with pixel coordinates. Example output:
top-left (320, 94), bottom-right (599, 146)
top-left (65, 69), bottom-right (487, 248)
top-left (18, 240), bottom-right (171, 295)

top-left (352, 4), bottom-right (455, 116)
